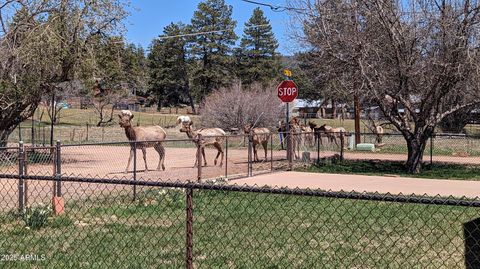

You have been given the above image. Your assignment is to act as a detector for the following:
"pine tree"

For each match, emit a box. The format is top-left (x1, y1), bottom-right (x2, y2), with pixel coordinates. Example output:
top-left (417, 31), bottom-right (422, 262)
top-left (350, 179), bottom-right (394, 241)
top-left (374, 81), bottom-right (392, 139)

top-left (189, 0), bottom-right (237, 100)
top-left (92, 37), bottom-right (126, 92)
top-left (148, 23), bottom-right (194, 111)
top-left (237, 8), bottom-right (280, 86)
top-left (123, 44), bottom-right (148, 95)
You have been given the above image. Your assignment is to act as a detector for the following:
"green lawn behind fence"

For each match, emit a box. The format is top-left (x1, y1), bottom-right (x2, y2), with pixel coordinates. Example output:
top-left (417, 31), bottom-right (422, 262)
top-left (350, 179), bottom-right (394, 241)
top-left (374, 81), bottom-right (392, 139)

top-left (0, 186), bottom-right (478, 268)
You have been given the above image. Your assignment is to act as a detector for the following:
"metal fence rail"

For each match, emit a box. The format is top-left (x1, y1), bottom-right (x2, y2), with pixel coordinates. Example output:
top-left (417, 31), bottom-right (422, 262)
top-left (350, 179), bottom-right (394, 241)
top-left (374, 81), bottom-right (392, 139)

top-left (0, 176), bottom-right (479, 268)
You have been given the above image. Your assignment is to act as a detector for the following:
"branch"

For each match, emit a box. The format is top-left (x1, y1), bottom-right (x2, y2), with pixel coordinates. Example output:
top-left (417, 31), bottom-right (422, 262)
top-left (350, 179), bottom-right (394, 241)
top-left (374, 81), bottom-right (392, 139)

top-left (436, 101), bottom-right (480, 122)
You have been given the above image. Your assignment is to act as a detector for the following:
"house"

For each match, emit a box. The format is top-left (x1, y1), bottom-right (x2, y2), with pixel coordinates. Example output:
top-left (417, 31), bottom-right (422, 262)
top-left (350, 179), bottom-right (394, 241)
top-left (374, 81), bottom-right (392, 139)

top-left (292, 99), bottom-right (323, 118)
top-left (291, 99), bottom-right (352, 119)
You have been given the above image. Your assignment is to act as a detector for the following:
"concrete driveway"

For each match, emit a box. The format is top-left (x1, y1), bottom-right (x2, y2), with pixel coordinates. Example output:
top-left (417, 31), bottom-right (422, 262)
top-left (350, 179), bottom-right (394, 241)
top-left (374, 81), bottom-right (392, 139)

top-left (232, 172), bottom-right (480, 198)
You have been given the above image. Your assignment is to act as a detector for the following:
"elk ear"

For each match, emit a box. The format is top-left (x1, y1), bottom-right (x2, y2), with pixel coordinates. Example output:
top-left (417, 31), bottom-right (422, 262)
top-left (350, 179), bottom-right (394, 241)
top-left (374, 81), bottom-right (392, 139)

top-left (118, 114), bottom-right (122, 119)
top-left (130, 114), bottom-right (134, 120)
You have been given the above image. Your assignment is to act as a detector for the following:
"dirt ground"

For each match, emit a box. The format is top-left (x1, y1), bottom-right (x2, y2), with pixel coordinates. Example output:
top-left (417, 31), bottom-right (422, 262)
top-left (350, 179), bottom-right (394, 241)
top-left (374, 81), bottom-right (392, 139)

top-left (0, 145), bottom-right (287, 211)
top-left (2, 144), bottom-right (480, 211)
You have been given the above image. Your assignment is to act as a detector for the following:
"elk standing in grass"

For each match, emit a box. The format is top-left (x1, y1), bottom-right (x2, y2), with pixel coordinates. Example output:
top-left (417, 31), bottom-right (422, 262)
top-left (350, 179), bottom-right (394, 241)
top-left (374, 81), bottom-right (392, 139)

top-left (118, 110), bottom-right (166, 173)
top-left (308, 121), bottom-right (323, 146)
top-left (318, 124), bottom-right (346, 147)
top-left (244, 124), bottom-right (271, 162)
top-left (309, 121), bottom-right (347, 147)
top-left (180, 121), bottom-right (225, 167)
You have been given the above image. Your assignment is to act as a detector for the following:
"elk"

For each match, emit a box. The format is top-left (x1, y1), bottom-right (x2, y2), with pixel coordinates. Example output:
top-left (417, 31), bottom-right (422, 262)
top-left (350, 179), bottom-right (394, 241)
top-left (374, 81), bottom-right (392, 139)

top-left (243, 124), bottom-right (271, 162)
top-left (300, 125), bottom-right (314, 147)
top-left (289, 117), bottom-right (303, 159)
top-left (176, 115), bottom-right (191, 125)
top-left (317, 124), bottom-right (346, 147)
top-left (118, 110), bottom-right (166, 173)
top-left (180, 121), bottom-right (225, 167)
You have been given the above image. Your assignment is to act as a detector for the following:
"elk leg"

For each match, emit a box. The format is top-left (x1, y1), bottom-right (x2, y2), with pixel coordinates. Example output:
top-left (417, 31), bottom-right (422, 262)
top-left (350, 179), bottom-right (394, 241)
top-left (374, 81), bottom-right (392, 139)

top-left (193, 147), bottom-right (198, 168)
top-left (213, 142), bottom-right (224, 167)
top-left (295, 141), bottom-right (299, 160)
top-left (125, 148), bottom-right (134, 173)
top-left (332, 135), bottom-right (339, 147)
top-left (262, 140), bottom-right (268, 161)
top-left (253, 142), bottom-right (259, 162)
top-left (202, 147), bottom-right (207, 166)
top-left (154, 143), bottom-right (166, 171)
top-left (142, 147), bottom-right (148, 172)
top-left (160, 144), bottom-right (166, 171)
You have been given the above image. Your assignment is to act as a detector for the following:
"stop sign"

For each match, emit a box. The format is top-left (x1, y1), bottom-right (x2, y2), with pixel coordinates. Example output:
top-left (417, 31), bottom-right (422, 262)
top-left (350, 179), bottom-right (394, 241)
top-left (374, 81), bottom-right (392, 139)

top-left (277, 80), bottom-right (299, 103)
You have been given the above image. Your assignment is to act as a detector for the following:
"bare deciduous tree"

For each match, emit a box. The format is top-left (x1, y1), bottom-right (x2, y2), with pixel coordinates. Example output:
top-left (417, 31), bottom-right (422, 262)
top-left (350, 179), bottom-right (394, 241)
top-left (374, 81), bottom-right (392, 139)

top-left (291, 0), bottom-right (480, 173)
top-left (92, 87), bottom-right (124, 127)
top-left (201, 82), bottom-right (284, 131)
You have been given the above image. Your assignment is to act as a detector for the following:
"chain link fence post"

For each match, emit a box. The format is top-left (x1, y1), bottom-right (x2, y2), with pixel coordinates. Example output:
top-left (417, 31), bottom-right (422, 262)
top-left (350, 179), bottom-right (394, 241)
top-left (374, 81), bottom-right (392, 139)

top-left (270, 134), bottom-right (273, 171)
top-left (316, 132), bottom-right (320, 165)
top-left (248, 133), bottom-right (253, 177)
top-left (196, 134), bottom-right (202, 182)
top-left (185, 187), bottom-right (194, 269)
top-left (287, 131), bottom-right (293, 171)
top-left (86, 123), bottom-right (89, 142)
top-left (225, 136), bottom-right (228, 179)
top-left (430, 133), bottom-right (434, 166)
top-left (340, 133), bottom-right (345, 161)
top-left (53, 140), bottom-right (64, 215)
top-left (133, 141), bottom-right (137, 201)
top-left (18, 141), bottom-right (25, 212)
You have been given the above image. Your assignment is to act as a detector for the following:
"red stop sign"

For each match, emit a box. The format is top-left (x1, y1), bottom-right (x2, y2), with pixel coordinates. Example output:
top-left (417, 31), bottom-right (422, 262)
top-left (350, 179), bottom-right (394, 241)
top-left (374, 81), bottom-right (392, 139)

top-left (277, 80), bottom-right (299, 102)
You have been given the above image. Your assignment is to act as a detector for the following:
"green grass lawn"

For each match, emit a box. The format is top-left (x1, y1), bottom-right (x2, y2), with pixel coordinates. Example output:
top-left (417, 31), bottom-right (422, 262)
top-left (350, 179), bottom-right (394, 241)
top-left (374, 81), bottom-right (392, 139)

top-left (299, 160), bottom-right (480, 180)
top-left (0, 186), bottom-right (478, 268)
top-left (25, 108), bottom-right (200, 127)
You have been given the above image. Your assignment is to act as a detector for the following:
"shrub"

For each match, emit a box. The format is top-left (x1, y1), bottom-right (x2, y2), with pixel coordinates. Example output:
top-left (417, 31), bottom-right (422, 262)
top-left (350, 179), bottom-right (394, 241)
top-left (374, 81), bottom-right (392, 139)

top-left (22, 204), bottom-right (51, 230)
top-left (200, 82), bottom-right (284, 131)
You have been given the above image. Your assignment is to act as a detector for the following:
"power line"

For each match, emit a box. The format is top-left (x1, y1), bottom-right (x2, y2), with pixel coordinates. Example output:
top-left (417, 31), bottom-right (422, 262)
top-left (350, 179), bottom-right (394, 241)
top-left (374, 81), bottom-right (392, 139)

top-left (240, 0), bottom-right (288, 12)
top-left (157, 29), bottom-right (229, 40)
top-left (240, 0), bottom-right (309, 13)
top-left (155, 24), bottom-right (271, 40)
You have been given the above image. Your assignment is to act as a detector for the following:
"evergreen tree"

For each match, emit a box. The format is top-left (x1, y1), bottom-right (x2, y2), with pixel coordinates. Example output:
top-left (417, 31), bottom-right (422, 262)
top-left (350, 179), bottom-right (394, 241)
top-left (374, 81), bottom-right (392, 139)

top-left (189, 0), bottom-right (237, 100)
top-left (237, 8), bottom-right (280, 86)
top-left (148, 23), bottom-right (194, 111)
top-left (123, 44), bottom-right (148, 96)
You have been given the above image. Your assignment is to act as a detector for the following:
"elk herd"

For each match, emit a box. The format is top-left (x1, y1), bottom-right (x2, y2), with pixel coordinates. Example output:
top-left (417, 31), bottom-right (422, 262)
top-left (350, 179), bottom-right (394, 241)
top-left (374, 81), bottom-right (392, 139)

top-left (118, 110), bottom-right (348, 173)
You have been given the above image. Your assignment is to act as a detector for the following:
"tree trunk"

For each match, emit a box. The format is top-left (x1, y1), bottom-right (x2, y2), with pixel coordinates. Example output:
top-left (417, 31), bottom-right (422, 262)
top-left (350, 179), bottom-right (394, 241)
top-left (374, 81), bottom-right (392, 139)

top-left (157, 96), bottom-right (163, 112)
top-left (0, 125), bottom-right (17, 147)
top-left (186, 85), bottom-right (196, 114)
top-left (331, 100), bottom-right (337, 119)
top-left (405, 134), bottom-right (428, 174)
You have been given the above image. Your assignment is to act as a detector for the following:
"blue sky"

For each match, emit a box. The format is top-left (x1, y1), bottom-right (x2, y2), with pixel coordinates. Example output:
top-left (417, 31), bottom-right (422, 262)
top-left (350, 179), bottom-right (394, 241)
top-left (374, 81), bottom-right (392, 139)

top-left (124, 0), bottom-right (297, 55)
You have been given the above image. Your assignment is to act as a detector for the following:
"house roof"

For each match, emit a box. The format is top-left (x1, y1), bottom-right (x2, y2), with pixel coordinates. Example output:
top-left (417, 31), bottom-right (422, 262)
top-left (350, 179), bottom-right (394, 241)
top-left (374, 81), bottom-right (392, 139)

top-left (293, 99), bottom-right (323, 108)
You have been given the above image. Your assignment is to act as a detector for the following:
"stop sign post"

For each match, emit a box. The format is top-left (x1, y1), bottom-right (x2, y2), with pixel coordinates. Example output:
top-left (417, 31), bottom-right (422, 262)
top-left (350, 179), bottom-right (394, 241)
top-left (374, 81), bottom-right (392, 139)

top-left (277, 80), bottom-right (299, 168)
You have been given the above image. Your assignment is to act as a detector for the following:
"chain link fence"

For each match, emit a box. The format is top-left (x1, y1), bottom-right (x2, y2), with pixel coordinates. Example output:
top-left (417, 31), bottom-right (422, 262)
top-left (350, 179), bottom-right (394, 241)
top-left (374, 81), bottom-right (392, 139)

top-left (0, 177), bottom-right (479, 268)
top-left (2, 132), bottom-right (480, 267)
top-left (4, 132), bottom-right (480, 185)
top-left (334, 133), bottom-right (480, 165)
